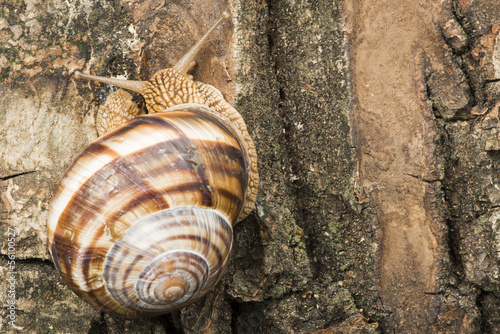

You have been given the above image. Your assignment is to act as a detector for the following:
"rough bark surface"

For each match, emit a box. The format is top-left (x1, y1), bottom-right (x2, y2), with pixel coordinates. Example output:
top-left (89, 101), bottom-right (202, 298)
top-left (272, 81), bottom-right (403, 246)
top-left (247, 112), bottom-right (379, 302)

top-left (347, 0), bottom-right (460, 332)
top-left (1, 0), bottom-right (500, 333)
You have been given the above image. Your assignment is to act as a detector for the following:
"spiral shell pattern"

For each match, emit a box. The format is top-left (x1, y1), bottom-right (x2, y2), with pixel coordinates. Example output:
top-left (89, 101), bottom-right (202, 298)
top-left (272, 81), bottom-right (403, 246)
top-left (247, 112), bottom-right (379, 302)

top-left (47, 104), bottom-right (250, 317)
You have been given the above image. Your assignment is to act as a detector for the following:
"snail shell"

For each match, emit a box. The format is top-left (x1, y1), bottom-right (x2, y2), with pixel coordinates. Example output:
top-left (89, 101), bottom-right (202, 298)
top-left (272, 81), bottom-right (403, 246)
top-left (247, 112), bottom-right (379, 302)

top-left (47, 13), bottom-right (258, 318)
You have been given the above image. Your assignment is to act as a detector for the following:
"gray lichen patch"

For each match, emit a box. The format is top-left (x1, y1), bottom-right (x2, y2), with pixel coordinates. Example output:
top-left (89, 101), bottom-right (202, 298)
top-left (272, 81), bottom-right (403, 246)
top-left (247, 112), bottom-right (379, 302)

top-left (0, 0), bottom-right (137, 82)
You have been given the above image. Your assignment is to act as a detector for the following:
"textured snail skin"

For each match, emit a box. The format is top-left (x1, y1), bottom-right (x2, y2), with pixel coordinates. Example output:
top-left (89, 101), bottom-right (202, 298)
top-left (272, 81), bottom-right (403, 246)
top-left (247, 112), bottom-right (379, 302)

top-left (47, 104), bottom-right (251, 317)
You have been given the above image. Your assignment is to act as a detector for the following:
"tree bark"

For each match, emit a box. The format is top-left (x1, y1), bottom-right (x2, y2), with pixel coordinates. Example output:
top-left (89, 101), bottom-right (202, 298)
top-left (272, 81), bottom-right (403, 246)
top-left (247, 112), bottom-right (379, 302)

top-left (1, 0), bottom-right (500, 333)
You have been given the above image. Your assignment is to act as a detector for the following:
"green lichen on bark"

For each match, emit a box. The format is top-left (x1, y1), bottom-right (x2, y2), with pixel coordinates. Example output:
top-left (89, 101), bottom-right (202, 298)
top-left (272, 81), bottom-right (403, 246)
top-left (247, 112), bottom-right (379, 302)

top-left (230, 0), bottom-right (380, 331)
top-left (0, 0), bottom-right (136, 83)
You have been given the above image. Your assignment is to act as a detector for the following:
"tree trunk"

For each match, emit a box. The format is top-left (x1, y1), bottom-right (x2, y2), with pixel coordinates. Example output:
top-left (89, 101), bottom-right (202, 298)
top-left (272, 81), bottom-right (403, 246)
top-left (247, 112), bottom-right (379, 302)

top-left (1, 0), bottom-right (500, 333)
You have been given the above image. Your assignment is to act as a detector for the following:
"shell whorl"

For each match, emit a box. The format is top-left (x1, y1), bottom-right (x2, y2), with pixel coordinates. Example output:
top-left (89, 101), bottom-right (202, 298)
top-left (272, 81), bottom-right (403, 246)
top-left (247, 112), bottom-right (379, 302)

top-left (47, 104), bottom-right (248, 317)
top-left (103, 207), bottom-right (232, 315)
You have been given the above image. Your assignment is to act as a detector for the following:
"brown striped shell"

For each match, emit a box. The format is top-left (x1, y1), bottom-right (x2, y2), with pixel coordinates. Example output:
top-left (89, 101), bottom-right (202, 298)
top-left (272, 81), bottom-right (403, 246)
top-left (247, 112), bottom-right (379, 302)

top-left (47, 13), bottom-right (258, 318)
top-left (47, 104), bottom-right (250, 317)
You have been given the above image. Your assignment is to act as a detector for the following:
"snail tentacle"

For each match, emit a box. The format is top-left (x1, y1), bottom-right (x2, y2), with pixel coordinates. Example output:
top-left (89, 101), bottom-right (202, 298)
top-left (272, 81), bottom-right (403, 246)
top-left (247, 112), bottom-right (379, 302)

top-left (74, 71), bottom-right (147, 94)
top-left (173, 11), bottom-right (230, 75)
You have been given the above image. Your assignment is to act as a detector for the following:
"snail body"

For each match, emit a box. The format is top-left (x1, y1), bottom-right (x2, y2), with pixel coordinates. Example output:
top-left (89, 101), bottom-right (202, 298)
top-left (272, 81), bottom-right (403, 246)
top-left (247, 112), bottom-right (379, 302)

top-left (47, 13), bottom-right (258, 318)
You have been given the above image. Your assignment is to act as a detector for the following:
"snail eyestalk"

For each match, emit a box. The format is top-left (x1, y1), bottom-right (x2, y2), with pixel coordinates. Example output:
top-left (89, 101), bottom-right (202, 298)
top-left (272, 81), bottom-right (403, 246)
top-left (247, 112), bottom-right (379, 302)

top-left (173, 12), bottom-right (230, 75)
top-left (74, 71), bottom-right (147, 95)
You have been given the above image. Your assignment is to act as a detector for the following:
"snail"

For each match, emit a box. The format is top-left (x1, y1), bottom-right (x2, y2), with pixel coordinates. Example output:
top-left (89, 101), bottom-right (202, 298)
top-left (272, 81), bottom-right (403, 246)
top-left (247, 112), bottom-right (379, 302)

top-left (47, 12), bottom-right (258, 318)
